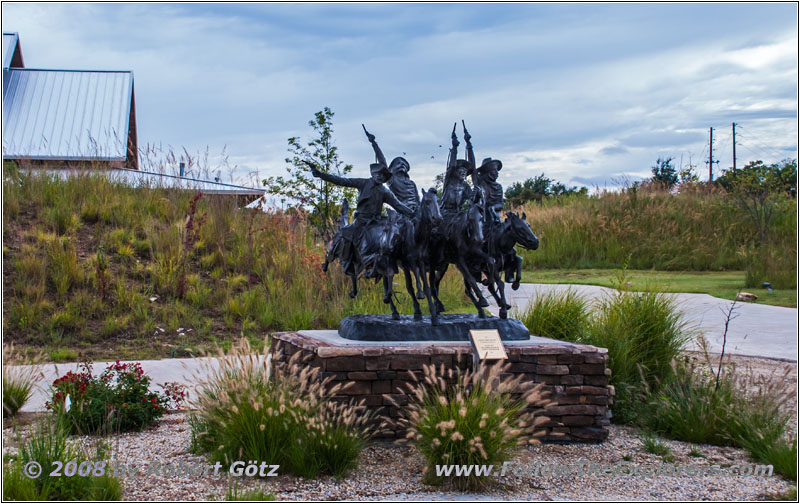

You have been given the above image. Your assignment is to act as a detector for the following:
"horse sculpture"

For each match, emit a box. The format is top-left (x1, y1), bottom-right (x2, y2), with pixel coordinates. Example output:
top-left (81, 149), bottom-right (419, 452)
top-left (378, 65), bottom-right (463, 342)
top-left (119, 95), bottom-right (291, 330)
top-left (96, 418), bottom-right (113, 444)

top-left (467, 211), bottom-right (540, 318)
top-left (393, 188), bottom-right (442, 323)
top-left (429, 199), bottom-right (497, 319)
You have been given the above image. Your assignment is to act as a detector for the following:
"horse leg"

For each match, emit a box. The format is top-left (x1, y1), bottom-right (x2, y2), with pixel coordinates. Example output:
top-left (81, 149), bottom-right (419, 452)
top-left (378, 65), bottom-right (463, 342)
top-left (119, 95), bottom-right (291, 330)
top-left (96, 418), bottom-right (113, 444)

top-left (513, 255), bottom-right (523, 290)
top-left (404, 268), bottom-right (422, 321)
top-left (494, 273), bottom-right (509, 319)
top-left (348, 272), bottom-right (358, 298)
top-left (456, 260), bottom-right (486, 318)
top-left (414, 266), bottom-right (425, 300)
top-left (383, 275), bottom-right (400, 320)
top-left (486, 277), bottom-right (503, 307)
top-left (461, 274), bottom-right (486, 318)
top-left (431, 265), bottom-right (447, 313)
top-left (419, 264), bottom-right (439, 325)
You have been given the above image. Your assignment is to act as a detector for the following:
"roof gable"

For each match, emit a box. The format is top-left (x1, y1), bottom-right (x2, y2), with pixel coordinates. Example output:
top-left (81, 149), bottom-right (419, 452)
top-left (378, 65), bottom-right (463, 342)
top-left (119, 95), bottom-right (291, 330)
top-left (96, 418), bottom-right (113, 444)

top-left (3, 69), bottom-right (134, 161)
top-left (3, 32), bottom-right (24, 69)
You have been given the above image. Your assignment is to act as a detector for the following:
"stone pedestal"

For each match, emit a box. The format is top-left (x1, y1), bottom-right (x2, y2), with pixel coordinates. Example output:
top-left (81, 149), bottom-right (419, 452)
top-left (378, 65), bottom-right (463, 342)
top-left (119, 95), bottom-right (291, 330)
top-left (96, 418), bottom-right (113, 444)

top-left (270, 330), bottom-right (614, 442)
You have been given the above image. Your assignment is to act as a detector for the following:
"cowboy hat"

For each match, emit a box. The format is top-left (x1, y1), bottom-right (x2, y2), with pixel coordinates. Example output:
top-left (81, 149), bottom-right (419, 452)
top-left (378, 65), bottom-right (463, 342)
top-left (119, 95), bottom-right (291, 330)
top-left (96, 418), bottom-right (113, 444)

top-left (370, 163), bottom-right (392, 180)
top-left (477, 157), bottom-right (502, 173)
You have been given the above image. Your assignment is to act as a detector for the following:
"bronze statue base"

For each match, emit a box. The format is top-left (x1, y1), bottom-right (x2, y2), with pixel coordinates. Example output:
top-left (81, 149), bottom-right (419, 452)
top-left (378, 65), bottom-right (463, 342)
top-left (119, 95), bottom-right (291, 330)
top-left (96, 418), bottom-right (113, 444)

top-left (338, 313), bottom-right (530, 341)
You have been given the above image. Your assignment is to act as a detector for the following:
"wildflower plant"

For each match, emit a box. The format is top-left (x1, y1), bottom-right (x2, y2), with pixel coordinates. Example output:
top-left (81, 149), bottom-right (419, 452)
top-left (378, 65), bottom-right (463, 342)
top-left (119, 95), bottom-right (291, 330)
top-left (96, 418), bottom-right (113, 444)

top-left (189, 339), bottom-right (372, 479)
top-left (47, 361), bottom-right (182, 434)
top-left (400, 361), bottom-right (553, 490)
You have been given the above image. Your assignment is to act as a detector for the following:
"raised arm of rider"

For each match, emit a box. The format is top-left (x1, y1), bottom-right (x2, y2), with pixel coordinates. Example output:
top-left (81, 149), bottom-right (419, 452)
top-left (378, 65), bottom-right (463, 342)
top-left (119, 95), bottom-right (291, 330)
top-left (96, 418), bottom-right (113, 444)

top-left (463, 124), bottom-right (476, 173)
top-left (370, 138), bottom-right (388, 169)
top-left (311, 169), bottom-right (366, 189)
top-left (448, 125), bottom-right (459, 170)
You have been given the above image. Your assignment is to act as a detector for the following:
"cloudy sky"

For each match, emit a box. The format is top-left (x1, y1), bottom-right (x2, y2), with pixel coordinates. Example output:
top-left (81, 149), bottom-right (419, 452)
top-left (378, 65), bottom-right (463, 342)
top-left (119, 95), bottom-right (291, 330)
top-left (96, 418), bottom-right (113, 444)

top-left (3, 2), bottom-right (797, 191)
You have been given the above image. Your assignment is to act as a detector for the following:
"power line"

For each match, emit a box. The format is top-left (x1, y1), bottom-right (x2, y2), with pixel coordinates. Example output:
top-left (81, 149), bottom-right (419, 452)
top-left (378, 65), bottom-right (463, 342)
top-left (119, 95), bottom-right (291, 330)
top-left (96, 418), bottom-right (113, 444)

top-left (735, 125), bottom-right (792, 161)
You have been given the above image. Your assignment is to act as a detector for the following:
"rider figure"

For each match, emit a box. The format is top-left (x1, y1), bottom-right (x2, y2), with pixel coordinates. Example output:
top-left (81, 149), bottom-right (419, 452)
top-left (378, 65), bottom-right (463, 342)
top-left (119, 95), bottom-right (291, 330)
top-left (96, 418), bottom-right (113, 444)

top-left (309, 132), bottom-right (413, 279)
top-left (475, 157), bottom-right (504, 224)
top-left (440, 123), bottom-right (474, 219)
top-left (387, 157), bottom-right (420, 213)
top-left (363, 124), bottom-right (420, 214)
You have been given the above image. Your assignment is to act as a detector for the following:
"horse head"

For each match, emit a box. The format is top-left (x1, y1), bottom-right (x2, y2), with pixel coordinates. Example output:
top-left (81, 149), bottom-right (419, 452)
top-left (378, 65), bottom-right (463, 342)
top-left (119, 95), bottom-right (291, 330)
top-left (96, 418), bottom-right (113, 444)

top-left (505, 211), bottom-right (539, 250)
top-left (420, 188), bottom-right (443, 227)
top-left (466, 203), bottom-right (485, 246)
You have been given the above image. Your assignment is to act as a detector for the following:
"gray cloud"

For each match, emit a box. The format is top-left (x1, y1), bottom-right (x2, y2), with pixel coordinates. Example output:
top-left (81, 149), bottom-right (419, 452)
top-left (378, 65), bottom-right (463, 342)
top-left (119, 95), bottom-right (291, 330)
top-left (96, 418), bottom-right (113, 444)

top-left (2, 3), bottom-right (796, 188)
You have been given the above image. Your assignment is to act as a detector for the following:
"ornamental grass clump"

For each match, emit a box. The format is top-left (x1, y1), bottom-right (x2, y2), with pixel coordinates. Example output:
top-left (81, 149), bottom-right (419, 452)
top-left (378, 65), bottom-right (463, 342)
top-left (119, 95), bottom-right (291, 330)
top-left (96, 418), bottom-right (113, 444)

top-left (400, 361), bottom-right (553, 490)
top-left (189, 339), bottom-right (372, 479)
top-left (3, 420), bottom-right (122, 500)
top-left (645, 353), bottom-right (797, 479)
top-left (2, 344), bottom-right (43, 418)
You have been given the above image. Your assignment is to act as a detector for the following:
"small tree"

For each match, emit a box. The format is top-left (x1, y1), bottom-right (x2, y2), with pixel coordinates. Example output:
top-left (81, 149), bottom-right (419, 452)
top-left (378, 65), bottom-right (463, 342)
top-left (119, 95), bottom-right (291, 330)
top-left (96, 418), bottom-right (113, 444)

top-left (651, 157), bottom-right (678, 188)
top-left (263, 107), bottom-right (355, 232)
top-left (720, 159), bottom-right (796, 242)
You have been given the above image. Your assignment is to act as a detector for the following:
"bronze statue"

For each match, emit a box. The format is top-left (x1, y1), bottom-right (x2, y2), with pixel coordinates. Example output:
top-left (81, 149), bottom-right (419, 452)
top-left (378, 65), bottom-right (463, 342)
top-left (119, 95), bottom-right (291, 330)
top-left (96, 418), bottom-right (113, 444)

top-left (312, 122), bottom-right (539, 329)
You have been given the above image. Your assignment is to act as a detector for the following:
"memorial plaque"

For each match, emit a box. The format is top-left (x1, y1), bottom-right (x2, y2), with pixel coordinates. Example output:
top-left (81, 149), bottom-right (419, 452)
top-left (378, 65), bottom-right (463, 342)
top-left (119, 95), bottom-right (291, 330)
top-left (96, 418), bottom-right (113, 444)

top-left (469, 329), bottom-right (508, 361)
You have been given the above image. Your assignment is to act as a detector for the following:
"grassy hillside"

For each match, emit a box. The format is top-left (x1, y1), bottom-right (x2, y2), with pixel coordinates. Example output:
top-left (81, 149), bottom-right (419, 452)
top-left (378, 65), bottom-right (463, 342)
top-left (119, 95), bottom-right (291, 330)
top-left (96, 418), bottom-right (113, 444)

top-left (516, 184), bottom-right (796, 288)
top-left (2, 164), bottom-right (468, 362)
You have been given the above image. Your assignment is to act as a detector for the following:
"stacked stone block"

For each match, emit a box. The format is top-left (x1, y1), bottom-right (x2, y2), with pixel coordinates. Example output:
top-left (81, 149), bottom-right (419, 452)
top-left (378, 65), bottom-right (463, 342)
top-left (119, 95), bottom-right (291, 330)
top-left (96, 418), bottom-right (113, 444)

top-left (270, 332), bottom-right (614, 442)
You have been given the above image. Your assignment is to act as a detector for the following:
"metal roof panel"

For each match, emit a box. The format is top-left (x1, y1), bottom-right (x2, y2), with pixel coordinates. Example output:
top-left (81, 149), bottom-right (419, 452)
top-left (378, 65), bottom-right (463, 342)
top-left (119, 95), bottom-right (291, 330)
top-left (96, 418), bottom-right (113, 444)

top-left (2, 69), bottom-right (133, 160)
top-left (3, 32), bottom-right (18, 69)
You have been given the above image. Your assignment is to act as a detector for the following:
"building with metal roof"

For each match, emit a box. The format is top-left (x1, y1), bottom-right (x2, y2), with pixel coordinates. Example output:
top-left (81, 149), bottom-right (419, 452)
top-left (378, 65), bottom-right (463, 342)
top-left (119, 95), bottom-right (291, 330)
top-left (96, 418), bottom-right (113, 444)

top-left (2, 32), bottom-right (138, 169)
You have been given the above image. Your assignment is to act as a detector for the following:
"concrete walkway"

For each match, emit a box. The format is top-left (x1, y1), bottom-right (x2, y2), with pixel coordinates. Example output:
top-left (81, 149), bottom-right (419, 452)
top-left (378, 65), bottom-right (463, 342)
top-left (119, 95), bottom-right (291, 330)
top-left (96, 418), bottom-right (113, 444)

top-left (10, 283), bottom-right (797, 413)
top-left (487, 283), bottom-right (797, 361)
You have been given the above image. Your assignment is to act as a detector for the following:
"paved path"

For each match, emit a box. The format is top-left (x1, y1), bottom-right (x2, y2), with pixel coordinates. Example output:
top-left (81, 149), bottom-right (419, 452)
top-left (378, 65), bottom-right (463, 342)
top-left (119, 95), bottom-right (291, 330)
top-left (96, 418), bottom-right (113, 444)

top-left (10, 284), bottom-right (796, 413)
top-left (485, 283), bottom-right (797, 361)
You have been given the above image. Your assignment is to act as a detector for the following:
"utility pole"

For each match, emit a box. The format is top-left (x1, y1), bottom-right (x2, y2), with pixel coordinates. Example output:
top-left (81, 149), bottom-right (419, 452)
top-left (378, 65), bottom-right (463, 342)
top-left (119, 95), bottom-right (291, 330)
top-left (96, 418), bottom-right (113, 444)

top-left (732, 122), bottom-right (737, 173)
top-left (708, 127), bottom-right (714, 182)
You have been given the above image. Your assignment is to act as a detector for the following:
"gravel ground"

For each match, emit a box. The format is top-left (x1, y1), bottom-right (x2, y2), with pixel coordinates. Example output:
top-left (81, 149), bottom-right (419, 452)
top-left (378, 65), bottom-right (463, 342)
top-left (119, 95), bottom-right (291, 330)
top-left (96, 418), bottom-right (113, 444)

top-left (3, 353), bottom-right (795, 501)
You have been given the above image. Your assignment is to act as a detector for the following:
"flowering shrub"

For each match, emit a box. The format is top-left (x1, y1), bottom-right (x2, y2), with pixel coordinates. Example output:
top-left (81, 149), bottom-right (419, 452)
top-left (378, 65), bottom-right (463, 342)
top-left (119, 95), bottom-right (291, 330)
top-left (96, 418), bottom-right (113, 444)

top-left (400, 362), bottom-right (553, 490)
top-left (46, 361), bottom-right (184, 434)
top-left (189, 339), bottom-right (372, 479)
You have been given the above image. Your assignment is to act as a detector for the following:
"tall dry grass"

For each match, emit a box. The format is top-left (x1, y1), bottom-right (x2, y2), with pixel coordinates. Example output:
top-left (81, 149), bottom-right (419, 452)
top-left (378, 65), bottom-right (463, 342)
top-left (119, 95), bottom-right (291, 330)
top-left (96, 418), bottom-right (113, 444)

top-left (3, 159), bottom-right (468, 359)
top-left (516, 185), bottom-right (796, 280)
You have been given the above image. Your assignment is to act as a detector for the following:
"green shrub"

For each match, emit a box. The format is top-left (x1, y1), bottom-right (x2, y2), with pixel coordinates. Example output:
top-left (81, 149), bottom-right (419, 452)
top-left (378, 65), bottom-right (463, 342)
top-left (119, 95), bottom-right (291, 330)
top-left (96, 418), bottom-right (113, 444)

top-left (400, 361), bottom-right (552, 490)
top-left (47, 361), bottom-right (184, 434)
top-left (190, 339), bottom-right (372, 479)
top-left (3, 420), bottom-right (122, 500)
top-left (517, 288), bottom-right (589, 342)
top-left (645, 355), bottom-right (796, 479)
top-left (585, 290), bottom-right (690, 423)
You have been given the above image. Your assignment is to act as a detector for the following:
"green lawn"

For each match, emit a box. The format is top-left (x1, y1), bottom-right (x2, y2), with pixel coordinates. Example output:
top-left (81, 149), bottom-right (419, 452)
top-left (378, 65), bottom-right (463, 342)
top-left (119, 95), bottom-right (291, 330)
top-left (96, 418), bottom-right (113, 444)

top-left (523, 268), bottom-right (796, 308)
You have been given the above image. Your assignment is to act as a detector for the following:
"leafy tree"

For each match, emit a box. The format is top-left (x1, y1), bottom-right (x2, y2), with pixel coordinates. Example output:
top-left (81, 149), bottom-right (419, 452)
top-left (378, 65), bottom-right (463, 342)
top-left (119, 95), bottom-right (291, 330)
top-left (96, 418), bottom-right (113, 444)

top-left (679, 165), bottom-right (699, 185)
top-left (505, 174), bottom-right (586, 206)
top-left (716, 159), bottom-right (797, 198)
top-left (716, 159), bottom-right (797, 242)
top-left (263, 107), bottom-right (355, 232)
top-left (650, 157), bottom-right (678, 188)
